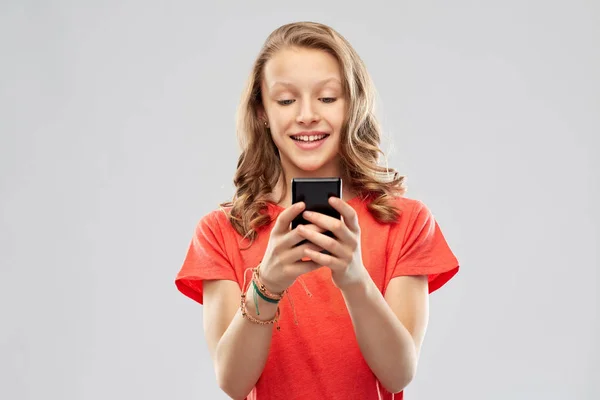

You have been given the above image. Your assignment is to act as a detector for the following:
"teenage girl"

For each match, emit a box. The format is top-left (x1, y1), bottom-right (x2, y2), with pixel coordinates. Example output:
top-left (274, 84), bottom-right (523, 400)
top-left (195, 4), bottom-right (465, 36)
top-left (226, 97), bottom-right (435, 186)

top-left (175, 21), bottom-right (460, 400)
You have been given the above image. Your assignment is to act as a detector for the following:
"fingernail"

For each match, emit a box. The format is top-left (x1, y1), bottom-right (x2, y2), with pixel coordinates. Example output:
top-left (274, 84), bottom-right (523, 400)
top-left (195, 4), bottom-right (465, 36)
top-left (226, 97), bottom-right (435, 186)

top-left (304, 211), bottom-right (312, 217)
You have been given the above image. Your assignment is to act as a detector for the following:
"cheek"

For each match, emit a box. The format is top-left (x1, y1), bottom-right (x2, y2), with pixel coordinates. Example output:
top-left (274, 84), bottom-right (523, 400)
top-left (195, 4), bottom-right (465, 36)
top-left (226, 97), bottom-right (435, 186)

top-left (328, 105), bottom-right (346, 129)
top-left (270, 111), bottom-right (295, 131)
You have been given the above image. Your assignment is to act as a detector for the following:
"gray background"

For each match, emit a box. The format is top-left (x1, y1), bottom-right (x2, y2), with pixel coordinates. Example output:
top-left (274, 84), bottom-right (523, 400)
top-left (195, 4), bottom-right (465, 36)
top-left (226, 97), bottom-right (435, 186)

top-left (1, 0), bottom-right (598, 399)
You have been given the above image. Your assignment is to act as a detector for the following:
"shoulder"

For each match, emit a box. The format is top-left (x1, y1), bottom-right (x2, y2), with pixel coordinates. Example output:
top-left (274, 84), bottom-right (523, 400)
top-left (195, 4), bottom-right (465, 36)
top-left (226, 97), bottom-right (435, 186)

top-left (193, 206), bottom-right (235, 237)
top-left (393, 196), bottom-right (432, 221)
top-left (397, 195), bottom-right (436, 220)
top-left (387, 195), bottom-right (425, 213)
top-left (361, 195), bottom-right (428, 222)
top-left (379, 196), bottom-right (437, 240)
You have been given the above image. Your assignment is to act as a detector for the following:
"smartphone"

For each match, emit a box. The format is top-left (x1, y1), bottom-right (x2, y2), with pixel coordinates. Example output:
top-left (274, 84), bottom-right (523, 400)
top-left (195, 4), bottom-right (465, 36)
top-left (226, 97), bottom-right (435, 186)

top-left (291, 177), bottom-right (342, 254)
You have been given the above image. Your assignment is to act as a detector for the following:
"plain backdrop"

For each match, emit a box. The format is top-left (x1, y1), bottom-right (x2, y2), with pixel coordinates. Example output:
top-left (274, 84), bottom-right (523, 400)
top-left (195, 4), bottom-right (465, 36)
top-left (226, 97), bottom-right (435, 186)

top-left (1, 1), bottom-right (598, 399)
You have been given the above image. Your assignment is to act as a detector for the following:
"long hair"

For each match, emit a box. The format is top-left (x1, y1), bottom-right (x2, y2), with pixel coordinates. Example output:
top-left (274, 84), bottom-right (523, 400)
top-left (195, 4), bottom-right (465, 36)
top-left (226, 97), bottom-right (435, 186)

top-left (219, 21), bottom-right (407, 248)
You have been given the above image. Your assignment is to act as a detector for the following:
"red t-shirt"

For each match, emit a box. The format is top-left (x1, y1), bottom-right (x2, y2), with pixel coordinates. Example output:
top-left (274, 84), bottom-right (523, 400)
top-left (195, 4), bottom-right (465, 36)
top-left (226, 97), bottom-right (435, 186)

top-left (175, 196), bottom-right (459, 399)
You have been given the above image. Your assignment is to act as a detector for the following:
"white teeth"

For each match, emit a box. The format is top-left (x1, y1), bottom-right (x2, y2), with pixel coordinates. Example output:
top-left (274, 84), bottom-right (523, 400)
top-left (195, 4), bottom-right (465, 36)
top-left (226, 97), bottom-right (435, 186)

top-left (293, 134), bottom-right (327, 142)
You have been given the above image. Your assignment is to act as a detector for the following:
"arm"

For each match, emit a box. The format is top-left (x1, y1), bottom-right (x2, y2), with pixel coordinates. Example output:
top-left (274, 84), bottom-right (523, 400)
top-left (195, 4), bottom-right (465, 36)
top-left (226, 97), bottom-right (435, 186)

top-left (298, 197), bottom-right (430, 393)
top-left (203, 279), bottom-right (278, 400)
top-left (339, 273), bottom-right (429, 394)
top-left (202, 202), bottom-right (321, 399)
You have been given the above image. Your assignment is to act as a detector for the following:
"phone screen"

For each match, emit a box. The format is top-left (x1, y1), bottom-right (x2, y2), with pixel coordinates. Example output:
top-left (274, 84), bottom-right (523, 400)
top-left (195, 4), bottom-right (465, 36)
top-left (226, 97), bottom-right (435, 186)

top-left (291, 177), bottom-right (342, 251)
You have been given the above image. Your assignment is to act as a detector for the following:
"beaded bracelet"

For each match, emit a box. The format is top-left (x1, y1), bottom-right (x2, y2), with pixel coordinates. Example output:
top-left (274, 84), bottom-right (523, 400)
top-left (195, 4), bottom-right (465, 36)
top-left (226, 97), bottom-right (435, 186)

top-left (240, 291), bottom-right (281, 330)
top-left (240, 262), bottom-right (313, 331)
top-left (250, 265), bottom-right (284, 318)
top-left (252, 280), bottom-right (280, 304)
top-left (252, 266), bottom-right (285, 301)
top-left (240, 263), bottom-right (282, 329)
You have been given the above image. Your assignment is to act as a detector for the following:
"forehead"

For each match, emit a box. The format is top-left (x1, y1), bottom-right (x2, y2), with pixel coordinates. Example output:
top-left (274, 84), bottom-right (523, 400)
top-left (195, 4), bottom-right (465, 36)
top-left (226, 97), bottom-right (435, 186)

top-left (262, 47), bottom-right (343, 90)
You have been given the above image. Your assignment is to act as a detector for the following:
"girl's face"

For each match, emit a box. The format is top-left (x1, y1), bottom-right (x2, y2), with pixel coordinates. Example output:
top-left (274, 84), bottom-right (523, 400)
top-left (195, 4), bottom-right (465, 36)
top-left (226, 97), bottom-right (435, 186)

top-left (260, 47), bottom-right (346, 180)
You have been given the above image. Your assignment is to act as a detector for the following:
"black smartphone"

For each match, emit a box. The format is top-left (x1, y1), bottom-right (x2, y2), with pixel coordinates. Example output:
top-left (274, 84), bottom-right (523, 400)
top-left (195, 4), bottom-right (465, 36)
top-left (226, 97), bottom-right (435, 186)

top-left (291, 177), bottom-right (342, 255)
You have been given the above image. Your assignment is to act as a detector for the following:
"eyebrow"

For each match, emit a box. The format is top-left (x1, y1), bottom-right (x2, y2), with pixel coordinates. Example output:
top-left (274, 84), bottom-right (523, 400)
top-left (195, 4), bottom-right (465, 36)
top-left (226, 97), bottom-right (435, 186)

top-left (268, 77), bottom-right (342, 90)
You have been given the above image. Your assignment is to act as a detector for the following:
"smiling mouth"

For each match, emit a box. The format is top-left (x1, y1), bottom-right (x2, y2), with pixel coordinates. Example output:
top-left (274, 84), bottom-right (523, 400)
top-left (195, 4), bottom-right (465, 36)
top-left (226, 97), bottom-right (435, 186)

top-left (290, 134), bottom-right (330, 142)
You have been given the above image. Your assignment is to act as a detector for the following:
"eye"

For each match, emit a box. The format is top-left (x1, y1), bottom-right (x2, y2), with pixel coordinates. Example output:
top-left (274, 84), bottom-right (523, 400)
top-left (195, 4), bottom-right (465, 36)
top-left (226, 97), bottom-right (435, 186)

top-left (277, 99), bottom-right (295, 106)
top-left (320, 97), bottom-right (337, 104)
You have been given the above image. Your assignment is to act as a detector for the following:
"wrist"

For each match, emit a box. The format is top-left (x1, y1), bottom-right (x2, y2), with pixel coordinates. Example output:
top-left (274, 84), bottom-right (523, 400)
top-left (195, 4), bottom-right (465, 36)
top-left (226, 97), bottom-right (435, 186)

top-left (256, 267), bottom-right (287, 295)
top-left (243, 284), bottom-right (279, 321)
top-left (333, 266), bottom-right (371, 293)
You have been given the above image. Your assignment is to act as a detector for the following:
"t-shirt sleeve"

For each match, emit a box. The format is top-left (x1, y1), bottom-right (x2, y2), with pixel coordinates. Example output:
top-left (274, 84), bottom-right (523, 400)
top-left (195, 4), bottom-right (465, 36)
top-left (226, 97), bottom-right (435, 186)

top-left (174, 211), bottom-right (237, 305)
top-left (391, 200), bottom-right (460, 294)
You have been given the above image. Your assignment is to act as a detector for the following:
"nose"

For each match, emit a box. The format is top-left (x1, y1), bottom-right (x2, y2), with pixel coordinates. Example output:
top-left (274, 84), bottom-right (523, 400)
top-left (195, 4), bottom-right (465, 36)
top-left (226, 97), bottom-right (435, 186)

top-left (295, 99), bottom-right (320, 125)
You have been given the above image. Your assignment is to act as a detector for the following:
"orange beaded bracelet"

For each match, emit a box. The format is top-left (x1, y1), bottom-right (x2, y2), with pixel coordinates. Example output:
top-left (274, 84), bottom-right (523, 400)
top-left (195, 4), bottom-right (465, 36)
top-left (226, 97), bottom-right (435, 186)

top-left (240, 291), bottom-right (282, 330)
top-left (240, 262), bottom-right (313, 330)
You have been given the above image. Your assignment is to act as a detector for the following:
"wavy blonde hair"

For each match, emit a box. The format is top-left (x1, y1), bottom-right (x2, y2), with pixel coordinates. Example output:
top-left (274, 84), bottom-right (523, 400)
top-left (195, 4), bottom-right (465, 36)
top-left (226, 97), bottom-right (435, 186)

top-left (219, 21), bottom-right (407, 247)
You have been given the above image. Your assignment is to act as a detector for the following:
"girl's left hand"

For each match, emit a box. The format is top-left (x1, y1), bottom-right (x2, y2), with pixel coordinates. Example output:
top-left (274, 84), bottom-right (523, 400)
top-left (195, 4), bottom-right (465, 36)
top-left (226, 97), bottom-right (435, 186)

top-left (296, 196), bottom-right (368, 290)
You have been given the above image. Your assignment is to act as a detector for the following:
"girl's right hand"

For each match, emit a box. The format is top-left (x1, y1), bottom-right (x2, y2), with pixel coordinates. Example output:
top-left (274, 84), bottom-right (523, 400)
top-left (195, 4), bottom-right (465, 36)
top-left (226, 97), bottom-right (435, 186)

top-left (258, 202), bottom-right (324, 293)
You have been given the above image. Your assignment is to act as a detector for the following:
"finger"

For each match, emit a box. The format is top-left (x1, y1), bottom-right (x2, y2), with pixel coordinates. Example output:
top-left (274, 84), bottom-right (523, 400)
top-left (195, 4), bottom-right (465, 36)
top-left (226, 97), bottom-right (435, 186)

top-left (329, 196), bottom-right (360, 233)
top-left (289, 258), bottom-right (323, 275)
top-left (272, 202), bottom-right (305, 235)
top-left (281, 223), bottom-right (326, 248)
top-left (281, 242), bottom-right (325, 265)
top-left (297, 225), bottom-right (344, 258)
top-left (302, 209), bottom-right (353, 244)
top-left (303, 248), bottom-right (340, 269)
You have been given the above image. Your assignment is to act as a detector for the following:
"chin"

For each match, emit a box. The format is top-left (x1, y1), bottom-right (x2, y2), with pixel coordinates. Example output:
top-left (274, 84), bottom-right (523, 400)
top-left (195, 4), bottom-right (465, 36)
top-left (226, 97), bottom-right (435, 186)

top-left (298, 166), bottom-right (325, 173)
top-left (281, 149), bottom-right (339, 174)
top-left (293, 158), bottom-right (337, 174)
